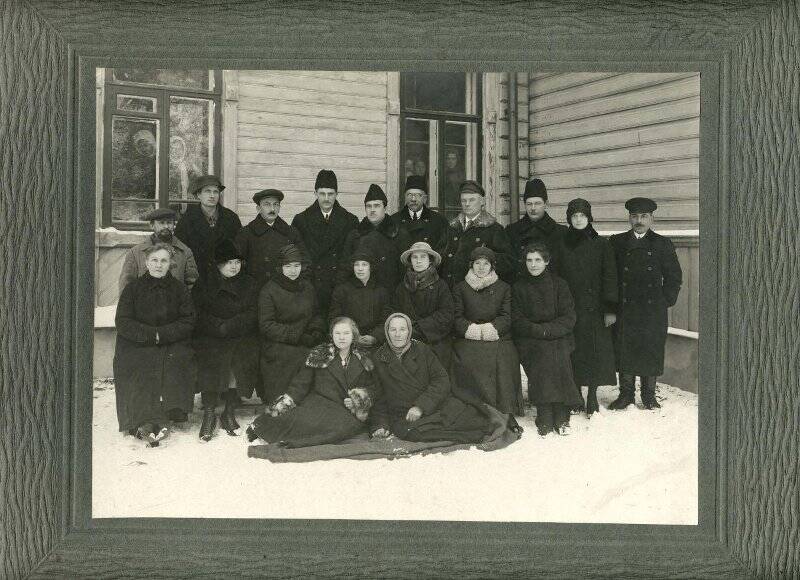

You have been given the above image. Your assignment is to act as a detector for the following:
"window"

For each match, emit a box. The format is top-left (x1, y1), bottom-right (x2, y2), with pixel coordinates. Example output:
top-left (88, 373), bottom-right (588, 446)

top-left (102, 69), bottom-right (222, 228)
top-left (400, 73), bottom-right (482, 220)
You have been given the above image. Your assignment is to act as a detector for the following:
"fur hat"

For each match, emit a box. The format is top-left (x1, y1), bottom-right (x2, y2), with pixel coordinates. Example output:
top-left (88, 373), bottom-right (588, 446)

top-left (404, 175), bottom-right (427, 194)
top-left (566, 198), bottom-right (594, 224)
top-left (314, 169), bottom-right (338, 191)
top-left (523, 178), bottom-right (547, 201)
top-left (213, 238), bottom-right (243, 263)
top-left (277, 243), bottom-right (304, 265)
top-left (350, 249), bottom-right (376, 265)
top-left (469, 245), bottom-right (496, 266)
top-left (364, 183), bottom-right (387, 205)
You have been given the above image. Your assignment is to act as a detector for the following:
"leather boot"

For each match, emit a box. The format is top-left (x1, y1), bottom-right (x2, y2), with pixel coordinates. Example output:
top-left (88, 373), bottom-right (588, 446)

top-left (199, 407), bottom-right (217, 441)
top-left (609, 374), bottom-right (636, 410)
top-left (220, 403), bottom-right (240, 435)
top-left (586, 385), bottom-right (600, 416)
top-left (641, 376), bottom-right (661, 410)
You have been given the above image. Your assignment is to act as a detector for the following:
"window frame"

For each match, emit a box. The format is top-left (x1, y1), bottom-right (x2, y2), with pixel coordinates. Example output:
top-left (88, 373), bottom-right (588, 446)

top-left (102, 69), bottom-right (223, 229)
top-left (399, 73), bottom-right (482, 218)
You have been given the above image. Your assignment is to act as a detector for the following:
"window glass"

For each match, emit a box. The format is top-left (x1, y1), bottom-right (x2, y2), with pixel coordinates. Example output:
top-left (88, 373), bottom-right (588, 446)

top-left (111, 69), bottom-right (212, 90)
top-left (168, 97), bottom-right (214, 199)
top-left (403, 119), bottom-right (430, 189)
top-left (402, 72), bottom-right (466, 113)
top-left (443, 122), bottom-right (468, 214)
top-left (116, 95), bottom-right (157, 113)
top-left (110, 117), bottom-right (158, 201)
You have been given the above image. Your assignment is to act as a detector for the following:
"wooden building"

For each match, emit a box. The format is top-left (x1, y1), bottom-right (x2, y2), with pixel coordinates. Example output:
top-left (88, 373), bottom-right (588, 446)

top-left (94, 69), bottom-right (700, 389)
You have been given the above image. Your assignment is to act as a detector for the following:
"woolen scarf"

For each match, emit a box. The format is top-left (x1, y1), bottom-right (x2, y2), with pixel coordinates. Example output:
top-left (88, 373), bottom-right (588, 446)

top-left (384, 312), bottom-right (413, 359)
top-left (402, 264), bottom-right (439, 292)
top-left (274, 270), bottom-right (304, 293)
top-left (564, 224), bottom-right (599, 249)
top-left (465, 268), bottom-right (498, 292)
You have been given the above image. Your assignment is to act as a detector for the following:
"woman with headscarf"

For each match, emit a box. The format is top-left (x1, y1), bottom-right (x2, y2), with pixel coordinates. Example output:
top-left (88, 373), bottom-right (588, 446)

top-left (113, 243), bottom-right (196, 447)
top-left (370, 313), bottom-right (494, 443)
top-left (328, 249), bottom-right (394, 354)
top-left (394, 241), bottom-right (454, 370)
top-left (452, 246), bottom-right (524, 417)
top-left (246, 317), bottom-right (378, 448)
top-left (191, 238), bottom-right (260, 441)
top-left (553, 198), bottom-right (618, 416)
top-left (258, 243), bottom-right (326, 405)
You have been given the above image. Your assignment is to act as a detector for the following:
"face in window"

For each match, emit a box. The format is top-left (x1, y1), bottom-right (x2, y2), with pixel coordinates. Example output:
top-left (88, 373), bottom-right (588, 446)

top-left (404, 159), bottom-right (415, 175)
top-left (445, 151), bottom-right (459, 170)
top-left (460, 192), bottom-right (485, 218)
top-left (570, 212), bottom-right (589, 231)
top-left (472, 257), bottom-right (493, 278)
top-left (353, 260), bottom-right (371, 283)
top-left (145, 249), bottom-right (172, 278)
top-left (217, 258), bottom-right (242, 279)
top-left (526, 251), bottom-right (549, 277)
top-left (258, 197), bottom-right (281, 224)
top-left (405, 188), bottom-right (427, 213)
top-left (197, 185), bottom-right (220, 209)
top-left (282, 261), bottom-right (302, 281)
top-left (331, 320), bottom-right (355, 352)
top-left (414, 160), bottom-right (427, 176)
top-left (151, 218), bottom-right (176, 242)
top-left (525, 197), bottom-right (547, 221)
top-left (316, 188), bottom-right (337, 213)
top-left (410, 251), bottom-right (431, 273)
top-left (629, 212), bottom-right (653, 234)
top-left (133, 130), bottom-right (156, 158)
top-left (365, 200), bottom-right (387, 225)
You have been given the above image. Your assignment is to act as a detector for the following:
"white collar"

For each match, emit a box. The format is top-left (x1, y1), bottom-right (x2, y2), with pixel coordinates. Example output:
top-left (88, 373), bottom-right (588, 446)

top-left (634, 230), bottom-right (647, 239)
top-left (408, 208), bottom-right (420, 220)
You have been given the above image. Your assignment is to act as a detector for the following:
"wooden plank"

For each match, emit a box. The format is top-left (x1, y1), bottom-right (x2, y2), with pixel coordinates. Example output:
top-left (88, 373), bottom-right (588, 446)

top-left (530, 72), bottom-right (698, 112)
top-left (548, 200), bottom-right (699, 222)
top-left (259, 70), bottom-right (393, 85)
top-left (529, 72), bottom-right (621, 96)
top-left (533, 159), bottom-right (699, 189)
top-left (531, 76), bottom-right (700, 127)
top-left (531, 97), bottom-right (699, 143)
top-left (532, 138), bottom-right (699, 174)
top-left (238, 151), bottom-right (388, 170)
top-left (238, 98), bottom-right (388, 123)
top-left (591, 219), bottom-right (699, 233)
top-left (532, 179), bottom-right (699, 205)
top-left (238, 83), bottom-right (387, 110)
top-left (532, 118), bottom-right (699, 159)
top-left (237, 177), bottom-right (386, 194)
top-left (238, 70), bottom-right (387, 98)
top-left (238, 136), bottom-right (385, 158)
top-left (238, 165), bottom-right (386, 182)
top-left (238, 123), bottom-right (386, 146)
top-left (238, 109), bottom-right (386, 134)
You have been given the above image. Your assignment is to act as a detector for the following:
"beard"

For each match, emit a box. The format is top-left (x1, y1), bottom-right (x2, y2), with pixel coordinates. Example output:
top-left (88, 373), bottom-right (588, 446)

top-left (155, 229), bottom-right (173, 242)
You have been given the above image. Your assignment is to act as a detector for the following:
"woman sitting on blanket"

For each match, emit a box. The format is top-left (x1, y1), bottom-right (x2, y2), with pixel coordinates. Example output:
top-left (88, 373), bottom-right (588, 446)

top-left (370, 312), bottom-right (497, 444)
top-left (246, 317), bottom-right (378, 448)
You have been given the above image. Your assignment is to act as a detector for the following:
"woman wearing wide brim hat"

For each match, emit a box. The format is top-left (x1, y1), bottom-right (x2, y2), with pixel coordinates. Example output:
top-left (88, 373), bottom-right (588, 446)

top-left (394, 241), bottom-right (454, 370)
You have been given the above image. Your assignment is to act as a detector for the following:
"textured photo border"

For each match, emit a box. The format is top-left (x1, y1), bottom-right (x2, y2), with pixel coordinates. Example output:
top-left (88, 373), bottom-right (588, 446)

top-left (4, 1), bottom-right (797, 577)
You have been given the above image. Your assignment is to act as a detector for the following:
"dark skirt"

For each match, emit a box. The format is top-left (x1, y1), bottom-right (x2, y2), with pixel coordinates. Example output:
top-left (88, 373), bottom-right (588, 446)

top-left (250, 392), bottom-right (367, 448)
top-left (194, 334), bottom-right (260, 396)
top-left (259, 341), bottom-right (309, 404)
top-left (452, 339), bottom-right (523, 415)
top-left (428, 337), bottom-right (453, 372)
top-left (389, 396), bottom-right (493, 444)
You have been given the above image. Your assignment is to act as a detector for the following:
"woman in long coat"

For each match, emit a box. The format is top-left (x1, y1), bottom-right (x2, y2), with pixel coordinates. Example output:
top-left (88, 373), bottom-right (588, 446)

top-left (452, 247), bottom-right (523, 417)
top-left (512, 242), bottom-right (582, 436)
top-left (192, 238), bottom-right (260, 441)
top-left (394, 242), bottom-right (454, 370)
top-left (328, 250), bottom-right (394, 353)
top-left (258, 244), bottom-right (326, 404)
top-left (113, 243), bottom-right (197, 446)
top-left (553, 198), bottom-right (618, 415)
top-left (247, 317), bottom-right (378, 448)
top-left (370, 313), bottom-right (494, 444)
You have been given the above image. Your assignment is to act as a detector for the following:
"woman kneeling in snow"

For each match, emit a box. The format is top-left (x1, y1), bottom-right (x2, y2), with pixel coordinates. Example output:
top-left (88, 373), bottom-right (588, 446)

top-left (370, 313), bottom-right (495, 443)
top-left (246, 317), bottom-right (377, 448)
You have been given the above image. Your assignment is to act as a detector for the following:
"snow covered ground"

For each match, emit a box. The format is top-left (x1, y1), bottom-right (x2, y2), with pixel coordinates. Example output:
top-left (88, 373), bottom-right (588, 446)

top-left (92, 378), bottom-right (697, 524)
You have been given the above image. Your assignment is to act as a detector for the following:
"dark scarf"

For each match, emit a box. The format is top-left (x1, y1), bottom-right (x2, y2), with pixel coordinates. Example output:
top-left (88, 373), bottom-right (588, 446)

top-left (564, 224), bottom-right (599, 249)
top-left (142, 270), bottom-right (172, 288)
top-left (403, 264), bottom-right (439, 292)
top-left (274, 270), bottom-right (304, 293)
top-left (357, 215), bottom-right (398, 238)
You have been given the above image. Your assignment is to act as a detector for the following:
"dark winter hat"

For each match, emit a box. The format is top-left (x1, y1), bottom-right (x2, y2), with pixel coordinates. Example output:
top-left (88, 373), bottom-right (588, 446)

top-left (404, 174), bottom-right (427, 194)
top-left (625, 197), bottom-right (657, 213)
top-left (252, 188), bottom-right (284, 204)
top-left (470, 245), bottom-right (496, 266)
top-left (350, 249), bottom-right (376, 265)
top-left (278, 243), bottom-right (304, 265)
top-left (364, 183), bottom-right (388, 205)
top-left (213, 238), bottom-right (243, 264)
top-left (458, 180), bottom-right (485, 197)
top-left (566, 198), bottom-right (594, 225)
top-left (523, 178), bottom-right (547, 202)
top-left (189, 175), bottom-right (225, 196)
top-left (314, 169), bottom-right (338, 191)
top-left (144, 207), bottom-right (178, 222)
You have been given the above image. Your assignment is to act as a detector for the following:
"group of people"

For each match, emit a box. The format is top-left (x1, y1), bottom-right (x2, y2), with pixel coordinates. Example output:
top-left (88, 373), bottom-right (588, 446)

top-left (112, 168), bottom-right (682, 447)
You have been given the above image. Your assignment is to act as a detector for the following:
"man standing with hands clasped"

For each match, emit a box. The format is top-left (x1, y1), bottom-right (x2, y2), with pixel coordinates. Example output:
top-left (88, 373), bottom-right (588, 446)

top-left (609, 197), bottom-right (683, 411)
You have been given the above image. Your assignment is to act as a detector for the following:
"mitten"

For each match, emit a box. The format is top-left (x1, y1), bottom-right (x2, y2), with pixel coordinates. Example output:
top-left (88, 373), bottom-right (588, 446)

top-left (464, 323), bottom-right (482, 340)
top-left (481, 323), bottom-right (500, 341)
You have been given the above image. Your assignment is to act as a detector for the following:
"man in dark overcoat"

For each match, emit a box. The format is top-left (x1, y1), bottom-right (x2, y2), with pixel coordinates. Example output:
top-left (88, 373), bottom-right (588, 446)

top-left (609, 197), bottom-right (683, 410)
top-left (505, 178), bottom-right (567, 280)
top-left (235, 188), bottom-right (304, 290)
top-left (392, 175), bottom-right (449, 257)
top-left (341, 184), bottom-right (411, 291)
top-left (291, 169), bottom-right (359, 317)
top-left (175, 175), bottom-right (242, 282)
top-left (441, 180), bottom-right (515, 287)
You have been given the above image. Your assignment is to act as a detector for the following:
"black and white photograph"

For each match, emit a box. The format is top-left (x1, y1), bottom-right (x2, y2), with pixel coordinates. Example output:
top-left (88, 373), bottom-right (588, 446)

top-left (90, 69), bottom-right (700, 523)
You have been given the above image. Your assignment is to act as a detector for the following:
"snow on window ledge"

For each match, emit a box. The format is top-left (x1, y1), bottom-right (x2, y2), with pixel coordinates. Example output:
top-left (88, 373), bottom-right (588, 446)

top-left (668, 327), bottom-right (699, 340)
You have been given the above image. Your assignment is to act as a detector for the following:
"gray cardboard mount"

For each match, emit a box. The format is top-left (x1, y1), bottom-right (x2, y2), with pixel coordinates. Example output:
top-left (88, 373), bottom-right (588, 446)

top-left (2, 1), bottom-right (797, 578)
